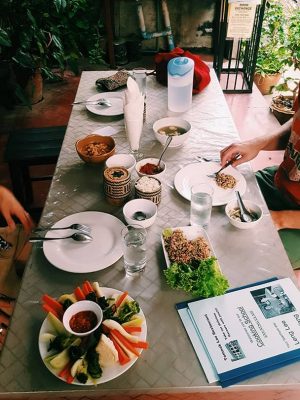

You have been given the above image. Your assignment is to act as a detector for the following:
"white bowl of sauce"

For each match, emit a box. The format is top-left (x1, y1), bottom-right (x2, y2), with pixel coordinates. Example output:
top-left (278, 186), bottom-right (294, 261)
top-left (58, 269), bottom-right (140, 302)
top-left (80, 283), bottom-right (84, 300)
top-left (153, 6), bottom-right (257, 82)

top-left (63, 300), bottom-right (103, 337)
top-left (153, 117), bottom-right (191, 147)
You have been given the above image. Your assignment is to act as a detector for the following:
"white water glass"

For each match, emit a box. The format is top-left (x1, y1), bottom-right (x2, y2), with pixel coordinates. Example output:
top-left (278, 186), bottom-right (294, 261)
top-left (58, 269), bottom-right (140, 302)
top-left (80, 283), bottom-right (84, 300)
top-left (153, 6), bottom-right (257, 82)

top-left (190, 183), bottom-right (213, 228)
top-left (121, 224), bottom-right (147, 277)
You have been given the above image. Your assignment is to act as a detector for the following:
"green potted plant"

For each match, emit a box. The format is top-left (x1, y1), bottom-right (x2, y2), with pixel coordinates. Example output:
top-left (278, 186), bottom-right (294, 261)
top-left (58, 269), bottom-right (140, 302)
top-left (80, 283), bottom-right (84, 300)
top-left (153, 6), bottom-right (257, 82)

top-left (286, 6), bottom-right (300, 72)
top-left (0, 0), bottom-right (81, 106)
top-left (268, 5), bottom-right (300, 124)
top-left (254, 0), bottom-right (291, 95)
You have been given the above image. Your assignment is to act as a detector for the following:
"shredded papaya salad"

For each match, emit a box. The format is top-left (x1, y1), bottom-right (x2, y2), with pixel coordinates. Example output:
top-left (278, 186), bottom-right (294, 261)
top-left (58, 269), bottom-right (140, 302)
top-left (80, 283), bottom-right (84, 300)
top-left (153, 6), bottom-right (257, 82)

top-left (39, 281), bottom-right (148, 385)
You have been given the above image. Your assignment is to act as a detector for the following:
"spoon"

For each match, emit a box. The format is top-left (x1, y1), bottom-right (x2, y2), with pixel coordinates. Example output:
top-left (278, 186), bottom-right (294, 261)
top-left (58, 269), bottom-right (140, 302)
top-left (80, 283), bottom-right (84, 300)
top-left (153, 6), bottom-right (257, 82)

top-left (155, 136), bottom-right (173, 172)
top-left (29, 232), bottom-right (93, 243)
top-left (132, 211), bottom-right (147, 221)
top-left (235, 191), bottom-right (253, 223)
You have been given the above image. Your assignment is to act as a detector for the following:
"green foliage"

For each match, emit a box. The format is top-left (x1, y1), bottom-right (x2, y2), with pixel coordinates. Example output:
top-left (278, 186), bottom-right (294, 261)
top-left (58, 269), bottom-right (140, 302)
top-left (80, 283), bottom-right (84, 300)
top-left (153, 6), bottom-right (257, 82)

top-left (256, 1), bottom-right (290, 76)
top-left (0, 0), bottom-right (105, 78)
top-left (286, 9), bottom-right (300, 70)
top-left (256, 1), bottom-right (300, 76)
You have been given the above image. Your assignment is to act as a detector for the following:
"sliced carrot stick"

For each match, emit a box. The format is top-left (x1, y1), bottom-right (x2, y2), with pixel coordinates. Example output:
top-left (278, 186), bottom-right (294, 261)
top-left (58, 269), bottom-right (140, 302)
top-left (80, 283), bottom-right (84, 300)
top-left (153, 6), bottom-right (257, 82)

top-left (110, 329), bottom-right (140, 357)
top-left (109, 333), bottom-right (130, 365)
top-left (42, 304), bottom-right (60, 319)
top-left (58, 362), bottom-right (74, 384)
top-left (66, 372), bottom-right (75, 384)
top-left (115, 291), bottom-right (128, 308)
top-left (82, 283), bottom-right (90, 296)
top-left (42, 294), bottom-right (64, 316)
top-left (84, 280), bottom-right (94, 293)
top-left (123, 326), bottom-right (142, 333)
top-left (131, 340), bottom-right (149, 349)
top-left (74, 286), bottom-right (85, 301)
top-left (58, 363), bottom-right (72, 378)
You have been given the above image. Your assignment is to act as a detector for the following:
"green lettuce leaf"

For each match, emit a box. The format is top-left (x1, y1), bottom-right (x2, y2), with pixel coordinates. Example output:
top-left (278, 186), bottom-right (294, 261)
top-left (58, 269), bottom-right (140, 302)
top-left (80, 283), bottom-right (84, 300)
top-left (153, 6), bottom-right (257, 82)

top-left (164, 257), bottom-right (229, 298)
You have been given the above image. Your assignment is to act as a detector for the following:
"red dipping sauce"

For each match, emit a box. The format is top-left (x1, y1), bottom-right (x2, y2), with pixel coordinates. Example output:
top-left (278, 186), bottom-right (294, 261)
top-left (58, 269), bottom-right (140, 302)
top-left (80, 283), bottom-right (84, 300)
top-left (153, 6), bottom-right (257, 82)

top-left (139, 163), bottom-right (162, 175)
top-left (69, 310), bottom-right (98, 333)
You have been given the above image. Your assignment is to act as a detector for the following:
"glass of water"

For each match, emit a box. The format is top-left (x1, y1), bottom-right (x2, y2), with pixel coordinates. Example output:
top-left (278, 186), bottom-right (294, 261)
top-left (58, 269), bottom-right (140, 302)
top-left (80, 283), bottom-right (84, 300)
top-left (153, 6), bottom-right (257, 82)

top-left (121, 224), bottom-right (147, 277)
top-left (190, 183), bottom-right (213, 228)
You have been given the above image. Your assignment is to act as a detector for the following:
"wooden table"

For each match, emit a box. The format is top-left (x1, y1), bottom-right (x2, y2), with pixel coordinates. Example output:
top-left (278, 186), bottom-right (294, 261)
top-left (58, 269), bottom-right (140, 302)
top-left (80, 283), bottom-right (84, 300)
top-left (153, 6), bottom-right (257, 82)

top-left (0, 70), bottom-right (298, 400)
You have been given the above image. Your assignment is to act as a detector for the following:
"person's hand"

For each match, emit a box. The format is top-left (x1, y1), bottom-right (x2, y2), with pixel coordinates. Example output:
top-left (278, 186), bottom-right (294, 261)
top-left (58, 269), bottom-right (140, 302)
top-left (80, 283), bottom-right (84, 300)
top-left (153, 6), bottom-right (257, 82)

top-left (0, 186), bottom-right (34, 233)
top-left (220, 139), bottom-right (262, 167)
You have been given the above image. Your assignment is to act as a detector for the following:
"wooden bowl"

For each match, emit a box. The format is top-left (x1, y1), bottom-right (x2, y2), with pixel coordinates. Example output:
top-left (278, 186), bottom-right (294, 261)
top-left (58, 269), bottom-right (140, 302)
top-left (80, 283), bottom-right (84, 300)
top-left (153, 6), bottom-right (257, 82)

top-left (75, 134), bottom-right (115, 164)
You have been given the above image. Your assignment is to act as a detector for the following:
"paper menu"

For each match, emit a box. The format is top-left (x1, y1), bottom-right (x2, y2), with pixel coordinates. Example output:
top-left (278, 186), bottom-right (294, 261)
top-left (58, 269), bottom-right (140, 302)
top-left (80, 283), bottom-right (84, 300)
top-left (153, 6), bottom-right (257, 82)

top-left (177, 277), bottom-right (300, 387)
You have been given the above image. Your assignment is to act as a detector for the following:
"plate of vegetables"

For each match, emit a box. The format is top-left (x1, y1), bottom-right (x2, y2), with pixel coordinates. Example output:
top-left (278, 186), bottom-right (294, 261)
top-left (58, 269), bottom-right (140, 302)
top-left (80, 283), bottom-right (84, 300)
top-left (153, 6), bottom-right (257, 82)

top-left (38, 281), bottom-right (148, 385)
top-left (162, 227), bottom-right (229, 298)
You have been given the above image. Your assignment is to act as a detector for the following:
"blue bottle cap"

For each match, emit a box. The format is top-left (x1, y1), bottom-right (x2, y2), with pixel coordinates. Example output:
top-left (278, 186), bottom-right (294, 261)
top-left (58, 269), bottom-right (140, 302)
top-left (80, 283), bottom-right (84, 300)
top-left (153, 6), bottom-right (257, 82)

top-left (167, 57), bottom-right (194, 76)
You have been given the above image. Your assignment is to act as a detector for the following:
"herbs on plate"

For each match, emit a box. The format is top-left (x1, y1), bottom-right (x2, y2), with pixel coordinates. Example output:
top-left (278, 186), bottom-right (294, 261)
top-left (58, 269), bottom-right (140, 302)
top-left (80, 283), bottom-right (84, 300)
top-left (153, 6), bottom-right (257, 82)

top-left (163, 229), bottom-right (229, 298)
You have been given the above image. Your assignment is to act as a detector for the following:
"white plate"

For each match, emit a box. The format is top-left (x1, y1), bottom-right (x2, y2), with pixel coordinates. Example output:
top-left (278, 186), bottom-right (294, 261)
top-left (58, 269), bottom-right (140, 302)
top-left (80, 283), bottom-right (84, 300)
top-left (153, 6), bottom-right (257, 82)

top-left (86, 92), bottom-right (124, 116)
top-left (43, 212), bottom-right (125, 273)
top-left (161, 226), bottom-right (218, 268)
top-left (174, 162), bottom-right (247, 206)
top-left (38, 287), bottom-right (147, 385)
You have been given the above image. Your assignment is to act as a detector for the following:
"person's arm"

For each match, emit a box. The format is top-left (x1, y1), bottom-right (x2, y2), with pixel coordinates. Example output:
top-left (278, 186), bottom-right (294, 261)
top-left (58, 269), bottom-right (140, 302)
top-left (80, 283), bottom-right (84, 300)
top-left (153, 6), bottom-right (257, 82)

top-left (220, 119), bottom-right (292, 167)
top-left (270, 210), bottom-right (300, 230)
top-left (0, 186), bottom-right (33, 233)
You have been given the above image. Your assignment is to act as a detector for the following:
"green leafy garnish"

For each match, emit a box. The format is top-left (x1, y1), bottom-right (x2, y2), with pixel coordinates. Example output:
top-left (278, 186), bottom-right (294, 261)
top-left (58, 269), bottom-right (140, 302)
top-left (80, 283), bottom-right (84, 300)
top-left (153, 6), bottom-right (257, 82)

top-left (164, 257), bottom-right (229, 298)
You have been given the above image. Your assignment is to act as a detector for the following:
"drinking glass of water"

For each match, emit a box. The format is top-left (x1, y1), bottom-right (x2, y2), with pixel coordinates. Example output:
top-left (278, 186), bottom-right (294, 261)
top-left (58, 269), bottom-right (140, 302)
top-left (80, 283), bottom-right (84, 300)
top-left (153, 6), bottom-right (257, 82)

top-left (190, 183), bottom-right (213, 228)
top-left (121, 224), bottom-right (147, 277)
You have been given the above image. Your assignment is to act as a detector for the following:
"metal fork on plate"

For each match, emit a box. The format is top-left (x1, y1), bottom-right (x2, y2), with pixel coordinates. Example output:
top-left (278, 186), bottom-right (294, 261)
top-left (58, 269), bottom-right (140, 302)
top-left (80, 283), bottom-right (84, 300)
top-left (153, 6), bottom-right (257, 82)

top-left (207, 153), bottom-right (241, 178)
top-left (72, 98), bottom-right (112, 107)
top-left (33, 223), bottom-right (91, 233)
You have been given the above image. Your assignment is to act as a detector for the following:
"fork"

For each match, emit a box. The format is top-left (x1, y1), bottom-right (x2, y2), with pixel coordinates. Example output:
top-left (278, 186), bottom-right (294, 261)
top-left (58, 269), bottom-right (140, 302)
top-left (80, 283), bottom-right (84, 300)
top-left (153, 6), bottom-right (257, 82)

top-left (72, 99), bottom-right (112, 106)
top-left (33, 223), bottom-right (91, 233)
top-left (207, 154), bottom-right (241, 178)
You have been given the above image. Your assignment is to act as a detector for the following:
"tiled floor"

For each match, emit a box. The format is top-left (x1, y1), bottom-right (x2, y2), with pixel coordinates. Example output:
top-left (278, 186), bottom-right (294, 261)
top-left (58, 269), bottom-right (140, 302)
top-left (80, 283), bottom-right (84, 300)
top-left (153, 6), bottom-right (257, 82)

top-left (0, 62), bottom-right (284, 220)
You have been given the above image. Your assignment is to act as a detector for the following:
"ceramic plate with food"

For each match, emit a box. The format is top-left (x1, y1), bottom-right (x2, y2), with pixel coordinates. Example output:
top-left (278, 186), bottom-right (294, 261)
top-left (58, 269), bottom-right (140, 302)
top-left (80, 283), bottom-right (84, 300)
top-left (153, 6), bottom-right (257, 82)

top-left (162, 227), bottom-right (229, 298)
top-left (174, 162), bottom-right (246, 206)
top-left (39, 283), bottom-right (147, 385)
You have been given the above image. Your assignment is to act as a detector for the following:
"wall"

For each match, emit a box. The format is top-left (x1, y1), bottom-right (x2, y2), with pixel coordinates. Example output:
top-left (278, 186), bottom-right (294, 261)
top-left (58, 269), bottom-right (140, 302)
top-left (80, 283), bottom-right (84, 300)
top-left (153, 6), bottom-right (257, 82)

top-left (114, 0), bottom-right (216, 51)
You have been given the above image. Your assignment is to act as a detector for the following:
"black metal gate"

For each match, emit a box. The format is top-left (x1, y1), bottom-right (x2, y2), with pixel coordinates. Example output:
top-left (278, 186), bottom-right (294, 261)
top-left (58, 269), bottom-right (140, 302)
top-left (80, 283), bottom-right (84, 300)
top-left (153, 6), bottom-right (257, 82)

top-left (213, 0), bottom-right (266, 93)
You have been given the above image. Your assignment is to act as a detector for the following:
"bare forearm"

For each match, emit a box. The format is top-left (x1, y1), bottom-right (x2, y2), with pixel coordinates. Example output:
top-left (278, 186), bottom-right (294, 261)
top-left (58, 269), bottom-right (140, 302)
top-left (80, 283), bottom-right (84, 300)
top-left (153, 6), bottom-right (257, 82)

top-left (271, 210), bottom-right (300, 230)
top-left (221, 119), bottom-right (292, 167)
top-left (260, 119), bottom-right (292, 151)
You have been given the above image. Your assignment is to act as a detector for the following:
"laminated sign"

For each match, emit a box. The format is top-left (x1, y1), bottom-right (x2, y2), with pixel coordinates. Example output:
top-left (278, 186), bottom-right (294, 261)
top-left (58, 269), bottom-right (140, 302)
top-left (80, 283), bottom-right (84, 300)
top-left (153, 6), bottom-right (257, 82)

top-left (227, 2), bottom-right (259, 39)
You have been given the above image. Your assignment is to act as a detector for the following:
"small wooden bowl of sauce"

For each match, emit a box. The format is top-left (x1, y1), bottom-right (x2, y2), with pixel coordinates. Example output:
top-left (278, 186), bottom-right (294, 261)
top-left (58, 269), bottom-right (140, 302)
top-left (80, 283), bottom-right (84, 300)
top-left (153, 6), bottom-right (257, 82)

top-left (63, 300), bottom-right (103, 336)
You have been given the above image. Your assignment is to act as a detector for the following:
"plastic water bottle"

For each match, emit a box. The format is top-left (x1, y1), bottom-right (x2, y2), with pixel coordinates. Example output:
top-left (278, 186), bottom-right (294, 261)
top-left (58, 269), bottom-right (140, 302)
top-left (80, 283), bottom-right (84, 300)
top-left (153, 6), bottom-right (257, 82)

top-left (167, 57), bottom-right (194, 112)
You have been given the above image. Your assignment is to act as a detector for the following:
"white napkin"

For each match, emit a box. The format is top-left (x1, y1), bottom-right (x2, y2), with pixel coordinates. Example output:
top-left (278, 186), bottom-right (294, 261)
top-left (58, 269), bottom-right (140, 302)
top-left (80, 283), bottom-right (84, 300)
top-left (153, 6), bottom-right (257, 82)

top-left (124, 77), bottom-right (144, 151)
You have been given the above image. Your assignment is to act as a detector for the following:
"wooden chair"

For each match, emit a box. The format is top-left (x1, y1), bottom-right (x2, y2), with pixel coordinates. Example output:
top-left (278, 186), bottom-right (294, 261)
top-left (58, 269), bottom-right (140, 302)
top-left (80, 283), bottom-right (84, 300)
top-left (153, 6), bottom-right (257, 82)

top-left (4, 126), bottom-right (66, 218)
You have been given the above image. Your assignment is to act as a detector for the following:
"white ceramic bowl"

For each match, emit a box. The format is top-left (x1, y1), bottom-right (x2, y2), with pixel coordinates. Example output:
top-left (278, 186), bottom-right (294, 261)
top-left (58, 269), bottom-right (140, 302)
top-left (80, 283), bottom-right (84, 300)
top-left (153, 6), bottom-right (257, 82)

top-left (105, 153), bottom-right (136, 173)
top-left (153, 117), bottom-right (191, 147)
top-left (135, 157), bottom-right (166, 180)
top-left (62, 300), bottom-right (103, 337)
top-left (225, 199), bottom-right (263, 230)
top-left (123, 198), bottom-right (158, 228)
